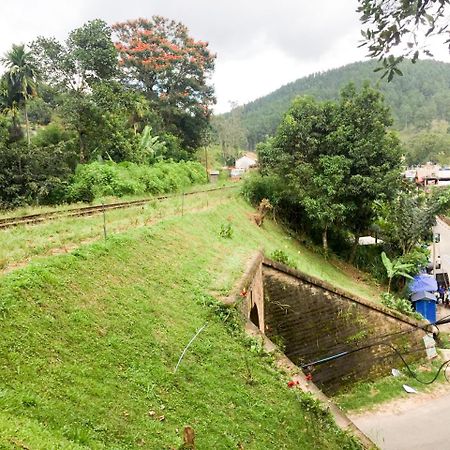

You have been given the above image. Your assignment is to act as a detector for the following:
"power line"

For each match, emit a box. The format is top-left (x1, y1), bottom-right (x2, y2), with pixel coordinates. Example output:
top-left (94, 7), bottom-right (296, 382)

top-left (299, 314), bottom-right (450, 385)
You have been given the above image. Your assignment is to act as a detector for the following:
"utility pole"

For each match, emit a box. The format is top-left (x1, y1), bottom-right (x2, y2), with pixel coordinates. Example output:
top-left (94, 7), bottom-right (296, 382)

top-left (433, 237), bottom-right (436, 278)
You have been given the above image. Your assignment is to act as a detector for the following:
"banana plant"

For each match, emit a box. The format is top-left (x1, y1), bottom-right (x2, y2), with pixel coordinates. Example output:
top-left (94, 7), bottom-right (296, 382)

top-left (139, 125), bottom-right (166, 163)
top-left (381, 251), bottom-right (414, 293)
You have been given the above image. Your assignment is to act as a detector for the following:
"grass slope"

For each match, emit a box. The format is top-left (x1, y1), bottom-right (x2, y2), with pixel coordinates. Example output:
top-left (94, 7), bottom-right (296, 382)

top-left (0, 197), bottom-right (368, 449)
top-left (0, 187), bottom-right (237, 272)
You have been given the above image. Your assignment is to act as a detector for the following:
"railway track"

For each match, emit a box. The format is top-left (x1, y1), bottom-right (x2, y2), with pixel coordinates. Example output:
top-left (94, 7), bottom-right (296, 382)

top-left (0, 185), bottom-right (239, 230)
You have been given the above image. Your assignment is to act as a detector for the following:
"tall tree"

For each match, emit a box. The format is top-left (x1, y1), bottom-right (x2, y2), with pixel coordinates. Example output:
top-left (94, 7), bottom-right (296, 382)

top-left (211, 103), bottom-right (247, 165)
top-left (332, 83), bottom-right (402, 257)
top-left (265, 96), bottom-right (348, 250)
top-left (261, 84), bottom-right (402, 252)
top-left (31, 20), bottom-right (118, 161)
top-left (1, 44), bottom-right (38, 147)
top-left (113, 16), bottom-right (216, 151)
top-left (31, 19), bottom-right (117, 93)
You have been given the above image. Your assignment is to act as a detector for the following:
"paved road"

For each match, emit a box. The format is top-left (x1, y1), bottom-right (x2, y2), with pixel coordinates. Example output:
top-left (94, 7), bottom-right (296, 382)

top-left (351, 387), bottom-right (450, 450)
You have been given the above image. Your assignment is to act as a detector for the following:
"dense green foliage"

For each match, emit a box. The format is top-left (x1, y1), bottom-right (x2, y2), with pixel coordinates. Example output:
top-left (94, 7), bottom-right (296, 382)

top-left (0, 16), bottom-right (215, 210)
top-left (374, 188), bottom-right (450, 255)
top-left (67, 161), bottom-right (206, 202)
top-left (0, 156), bottom-right (205, 208)
top-left (221, 60), bottom-right (450, 150)
top-left (251, 84), bottom-right (402, 251)
top-left (0, 141), bottom-right (77, 208)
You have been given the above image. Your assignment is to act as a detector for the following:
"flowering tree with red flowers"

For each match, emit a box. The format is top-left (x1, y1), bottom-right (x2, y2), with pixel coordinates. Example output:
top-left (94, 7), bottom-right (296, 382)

top-left (113, 17), bottom-right (216, 150)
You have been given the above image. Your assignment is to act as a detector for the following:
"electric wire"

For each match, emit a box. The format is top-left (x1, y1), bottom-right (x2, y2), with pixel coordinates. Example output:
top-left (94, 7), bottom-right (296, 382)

top-left (301, 340), bottom-right (450, 385)
top-left (298, 311), bottom-right (450, 385)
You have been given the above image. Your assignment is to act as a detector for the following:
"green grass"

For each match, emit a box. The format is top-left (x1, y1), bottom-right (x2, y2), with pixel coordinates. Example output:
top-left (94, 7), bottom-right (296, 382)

top-left (0, 197), bottom-right (366, 449)
top-left (436, 332), bottom-right (450, 349)
top-left (333, 356), bottom-right (448, 413)
top-left (0, 190), bottom-right (382, 303)
top-left (0, 181), bottom-right (235, 220)
top-left (0, 187), bottom-right (238, 272)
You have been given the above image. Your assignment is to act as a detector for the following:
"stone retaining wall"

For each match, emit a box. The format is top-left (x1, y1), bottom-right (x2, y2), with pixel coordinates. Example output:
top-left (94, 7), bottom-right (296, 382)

top-left (263, 259), bottom-right (427, 395)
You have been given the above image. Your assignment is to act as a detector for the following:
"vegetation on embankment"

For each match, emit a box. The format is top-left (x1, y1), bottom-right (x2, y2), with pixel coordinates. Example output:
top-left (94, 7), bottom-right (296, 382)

top-left (0, 186), bottom-right (236, 272)
top-left (0, 190), bottom-right (381, 302)
top-left (65, 160), bottom-right (207, 203)
top-left (0, 196), bottom-right (370, 449)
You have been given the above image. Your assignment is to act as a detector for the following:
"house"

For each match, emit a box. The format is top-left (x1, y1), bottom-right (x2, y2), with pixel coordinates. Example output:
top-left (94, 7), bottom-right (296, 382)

top-left (235, 152), bottom-right (257, 171)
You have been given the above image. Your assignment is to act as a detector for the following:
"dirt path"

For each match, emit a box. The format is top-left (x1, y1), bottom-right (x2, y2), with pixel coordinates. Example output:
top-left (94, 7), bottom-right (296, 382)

top-left (350, 359), bottom-right (450, 450)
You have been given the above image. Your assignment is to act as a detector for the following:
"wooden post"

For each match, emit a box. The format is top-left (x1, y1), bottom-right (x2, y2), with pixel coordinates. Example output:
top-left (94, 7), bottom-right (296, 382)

top-left (181, 191), bottom-right (184, 217)
top-left (183, 426), bottom-right (195, 449)
top-left (204, 147), bottom-right (209, 183)
top-left (102, 202), bottom-right (107, 241)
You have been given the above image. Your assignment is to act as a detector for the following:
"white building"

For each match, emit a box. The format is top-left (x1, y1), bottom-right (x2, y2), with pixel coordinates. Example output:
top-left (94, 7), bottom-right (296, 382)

top-left (235, 153), bottom-right (257, 170)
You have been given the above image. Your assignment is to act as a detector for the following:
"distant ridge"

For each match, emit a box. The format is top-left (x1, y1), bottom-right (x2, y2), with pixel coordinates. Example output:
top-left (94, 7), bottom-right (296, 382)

top-left (231, 59), bottom-right (450, 148)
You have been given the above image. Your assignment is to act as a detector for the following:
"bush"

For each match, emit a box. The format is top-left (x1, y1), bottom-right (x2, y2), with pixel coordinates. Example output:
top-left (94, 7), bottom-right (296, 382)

top-left (270, 249), bottom-right (297, 269)
top-left (0, 142), bottom-right (77, 208)
top-left (242, 173), bottom-right (285, 207)
top-left (219, 222), bottom-right (233, 239)
top-left (381, 293), bottom-right (423, 319)
top-left (65, 160), bottom-right (206, 203)
top-left (352, 246), bottom-right (429, 287)
top-left (353, 245), bottom-right (387, 282)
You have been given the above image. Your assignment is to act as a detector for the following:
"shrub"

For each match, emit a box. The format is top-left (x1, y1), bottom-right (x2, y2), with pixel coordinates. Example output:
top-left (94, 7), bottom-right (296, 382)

top-left (0, 142), bottom-right (76, 208)
top-left (381, 293), bottom-right (423, 319)
top-left (65, 160), bottom-right (206, 203)
top-left (270, 249), bottom-right (297, 269)
top-left (241, 173), bottom-right (285, 207)
top-left (219, 222), bottom-right (233, 239)
top-left (353, 245), bottom-right (386, 282)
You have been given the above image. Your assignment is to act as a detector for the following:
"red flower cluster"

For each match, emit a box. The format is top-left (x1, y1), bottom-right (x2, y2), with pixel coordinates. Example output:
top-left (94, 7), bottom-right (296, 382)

top-left (287, 380), bottom-right (299, 388)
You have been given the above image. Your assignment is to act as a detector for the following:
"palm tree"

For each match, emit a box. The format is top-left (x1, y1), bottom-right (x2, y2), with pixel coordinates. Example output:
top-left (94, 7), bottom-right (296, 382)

top-left (1, 44), bottom-right (38, 147)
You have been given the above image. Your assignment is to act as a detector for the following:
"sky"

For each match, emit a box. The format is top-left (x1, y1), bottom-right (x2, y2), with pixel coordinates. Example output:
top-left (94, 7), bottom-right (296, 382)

top-left (1, 0), bottom-right (450, 113)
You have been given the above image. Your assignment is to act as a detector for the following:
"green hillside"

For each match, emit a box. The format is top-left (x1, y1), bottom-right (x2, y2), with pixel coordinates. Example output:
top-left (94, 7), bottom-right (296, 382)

top-left (233, 59), bottom-right (450, 148)
top-left (0, 194), bottom-right (375, 449)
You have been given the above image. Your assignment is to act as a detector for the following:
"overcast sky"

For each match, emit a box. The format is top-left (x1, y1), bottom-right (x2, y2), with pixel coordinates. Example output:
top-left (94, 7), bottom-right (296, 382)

top-left (2, 1), bottom-right (450, 112)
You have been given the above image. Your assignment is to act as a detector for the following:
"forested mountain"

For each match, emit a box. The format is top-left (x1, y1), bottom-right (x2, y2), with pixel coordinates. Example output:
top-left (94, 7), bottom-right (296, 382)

top-left (229, 59), bottom-right (450, 149)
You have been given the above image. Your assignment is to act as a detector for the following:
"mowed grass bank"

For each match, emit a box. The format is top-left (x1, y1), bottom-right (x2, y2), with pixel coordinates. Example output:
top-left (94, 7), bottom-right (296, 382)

top-left (0, 198), bottom-right (369, 449)
top-left (0, 187), bottom-right (237, 272)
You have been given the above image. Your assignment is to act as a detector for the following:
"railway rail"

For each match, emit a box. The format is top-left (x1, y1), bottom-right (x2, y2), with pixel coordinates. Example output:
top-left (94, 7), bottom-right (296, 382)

top-left (0, 185), bottom-right (239, 230)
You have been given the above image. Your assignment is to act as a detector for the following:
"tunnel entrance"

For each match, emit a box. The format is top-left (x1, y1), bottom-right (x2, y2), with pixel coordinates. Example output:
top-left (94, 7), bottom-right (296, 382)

top-left (250, 303), bottom-right (260, 328)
